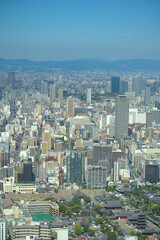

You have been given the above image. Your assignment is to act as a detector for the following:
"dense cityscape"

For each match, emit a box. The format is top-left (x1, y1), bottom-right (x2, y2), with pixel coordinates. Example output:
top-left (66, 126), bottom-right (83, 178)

top-left (0, 66), bottom-right (159, 240)
top-left (1, 0), bottom-right (160, 239)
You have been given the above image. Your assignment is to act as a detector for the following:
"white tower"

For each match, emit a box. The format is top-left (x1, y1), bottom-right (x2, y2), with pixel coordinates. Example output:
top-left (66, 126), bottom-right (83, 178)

top-left (86, 88), bottom-right (91, 104)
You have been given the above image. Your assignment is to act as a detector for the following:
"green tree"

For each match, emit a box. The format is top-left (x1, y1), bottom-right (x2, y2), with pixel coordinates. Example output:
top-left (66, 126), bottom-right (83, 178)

top-left (107, 232), bottom-right (117, 240)
top-left (129, 231), bottom-right (135, 236)
top-left (88, 229), bottom-right (95, 237)
top-left (137, 231), bottom-right (141, 237)
top-left (83, 224), bottom-right (89, 233)
top-left (93, 204), bottom-right (102, 214)
top-left (66, 209), bottom-right (73, 217)
top-left (58, 203), bottom-right (66, 215)
top-left (70, 197), bottom-right (81, 206)
top-left (84, 196), bottom-right (91, 204)
top-left (113, 225), bottom-right (118, 231)
top-left (95, 217), bottom-right (103, 225)
top-left (74, 223), bottom-right (83, 235)
top-left (54, 189), bottom-right (58, 193)
top-left (73, 204), bottom-right (81, 213)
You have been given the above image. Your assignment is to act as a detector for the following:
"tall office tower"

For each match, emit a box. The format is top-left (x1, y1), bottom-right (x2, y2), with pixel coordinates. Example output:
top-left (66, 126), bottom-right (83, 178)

top-left (17, 163), bottom-right (35, 184)
top-left (0, 219), bottom-right (6, 240)
top-left (0, 167), bottom-right (14, 180)
top-left (66, 96), bottom-right (74, 118)
top-left (8, 72), bottom-right (16, 88)
top-left (111, 77), bottom-right (120, 94)
top-left (50, 84), bottom-right (56, 102)
top-left (41, 81), bottom-right (48, 94)
top-left (42, 129), bottom-right (51, 151)
top-left (115, 95), bottom-right (129, 139)
top-left (86, 88), bottom-right (91, 104)
top-left (0, 88), bottom-right (2, 101)
top-left (58, 89), bottom-right (63, 101)
top-left (153, 79), bottom-right (160, 93)
top-left (66, 151), bottom-right (85, 184)
top-left (87, 145), bottom-right (112, 174)
top-left (113, 162), bottom-right (121, 182)
top-left (35, 104), bottom-right (42, 115)
top-left (146, 111), bottom-right (152, 128)
top-left (86, 165), bottom-right (106, 188)
top-left (145, 164), bottom-right (159, 183)
top-left (120, 81), bottom-right (128, 94)
top-left (0, 150), bottom-right (10, 168)
top-left (132, 78), bottom-right (147, 95)
top-left (145, 85), bottom-right (151, 106)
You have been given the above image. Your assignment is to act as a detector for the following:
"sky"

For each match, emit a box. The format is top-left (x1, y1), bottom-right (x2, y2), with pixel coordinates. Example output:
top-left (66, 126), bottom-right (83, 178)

top-left (0, 0), bottom-right (160, 61)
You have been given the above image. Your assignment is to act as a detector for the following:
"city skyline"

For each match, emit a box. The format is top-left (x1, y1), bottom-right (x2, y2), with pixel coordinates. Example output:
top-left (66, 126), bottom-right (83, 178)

top-left (0, 0), bottom-right (160, 61)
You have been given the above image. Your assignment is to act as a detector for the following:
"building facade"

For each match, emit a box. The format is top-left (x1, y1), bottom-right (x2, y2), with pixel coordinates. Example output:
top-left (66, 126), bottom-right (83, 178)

top-left (86, 165), bottom-right (106, 188)
top-left (66, 151), bottom-right (85, 184)
top-left (115, 95), bottom-right (129, 139)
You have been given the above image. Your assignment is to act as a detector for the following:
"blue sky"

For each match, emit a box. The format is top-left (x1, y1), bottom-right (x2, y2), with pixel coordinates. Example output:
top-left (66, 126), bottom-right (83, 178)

top-left (0, 0), bottom-right (160, 60)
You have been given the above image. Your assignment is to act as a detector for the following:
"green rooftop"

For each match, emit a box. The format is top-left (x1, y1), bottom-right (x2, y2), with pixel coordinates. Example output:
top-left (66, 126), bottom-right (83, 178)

top-left (31, 214), bottom-right (53, 222)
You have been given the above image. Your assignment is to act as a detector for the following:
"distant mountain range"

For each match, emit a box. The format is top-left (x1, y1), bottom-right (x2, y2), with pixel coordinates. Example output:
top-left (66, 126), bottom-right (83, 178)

top-left (0, 58), bottom-right (160, 71)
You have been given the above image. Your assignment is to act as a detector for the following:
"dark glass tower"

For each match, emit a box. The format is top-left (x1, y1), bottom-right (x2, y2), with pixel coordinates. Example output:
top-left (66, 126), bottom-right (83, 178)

top-left (66, 151), bottom-right (85, 184)
top-left (115, 95), bottom-right (129, 139)
top-left (145, 164), bottom-right (159, 183)
top-left (111, 77), bottom-right (120, 94)
top-left (18, 163), bottom-right (35, 183)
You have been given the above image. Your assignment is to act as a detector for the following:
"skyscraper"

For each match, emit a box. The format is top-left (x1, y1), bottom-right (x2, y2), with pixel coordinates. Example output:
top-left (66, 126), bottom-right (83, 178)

top-left (50, 84), bottom-right (56, 102)
top-left (66, 151), bottom-right (85, 184)
top-left (58, 89), bottom-right (63, 101)
top-left (87, 145), bottom-right (112, 174)
top-left (8, 71), bottom-right (16, 88)
top-left (86, 88), bottom-right (91, 104)
top-left (66, 96), bottom-right (74, 118)
top-left (113, 162), bottom-right (121, 182)
top-left (86, 165), bottom-right (106, 188)
top-left (145, 85), bottom-right (151, 106)
top-left (42, 129), bottom-right (51, 151)
top-left (145, 164), bottom-right (159, 183)
top-left (120, 81), bottom-right (128, 94)
top-left (132, 78), bottom-right (146, 95)
top-left (115, 95), bottom-right (129, 139)
top-left (111, 77), bottom-right (120, 94)
top-left (41, 81), bottom-right (48, 95)
top-left (0, 218), bottom-right (6, 240)
top-left (17, 163), bottom-right (35, 184)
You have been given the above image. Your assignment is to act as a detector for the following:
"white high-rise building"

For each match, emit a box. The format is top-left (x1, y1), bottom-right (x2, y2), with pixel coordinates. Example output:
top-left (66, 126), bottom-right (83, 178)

top-left (0, 219), bottom-right (6, 240)
top-left (113, 162), bottom-right (121, 182)
top-left (86, 88), bottom-right (91, 104)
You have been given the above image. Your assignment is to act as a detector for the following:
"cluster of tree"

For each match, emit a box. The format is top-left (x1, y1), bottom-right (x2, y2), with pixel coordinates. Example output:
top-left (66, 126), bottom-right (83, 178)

top-left (74, 223), bottom-right (95, 237)
top-left (92, 204), bottom-right (102, 214)
top-left (58, 197), bottom-right (91, 217)
top-left (94, 217), bottom-right (122, 240)
top-left (144, 185), bottom-right (160, 194)
top-left (58, 197), bottom-right (82, 217)
top-left (152, 204), bottom-right (160, 215)
top-left (100, 224), bottom-right (117, 240)
top-left (106, 185), bottom-right (116, 192)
